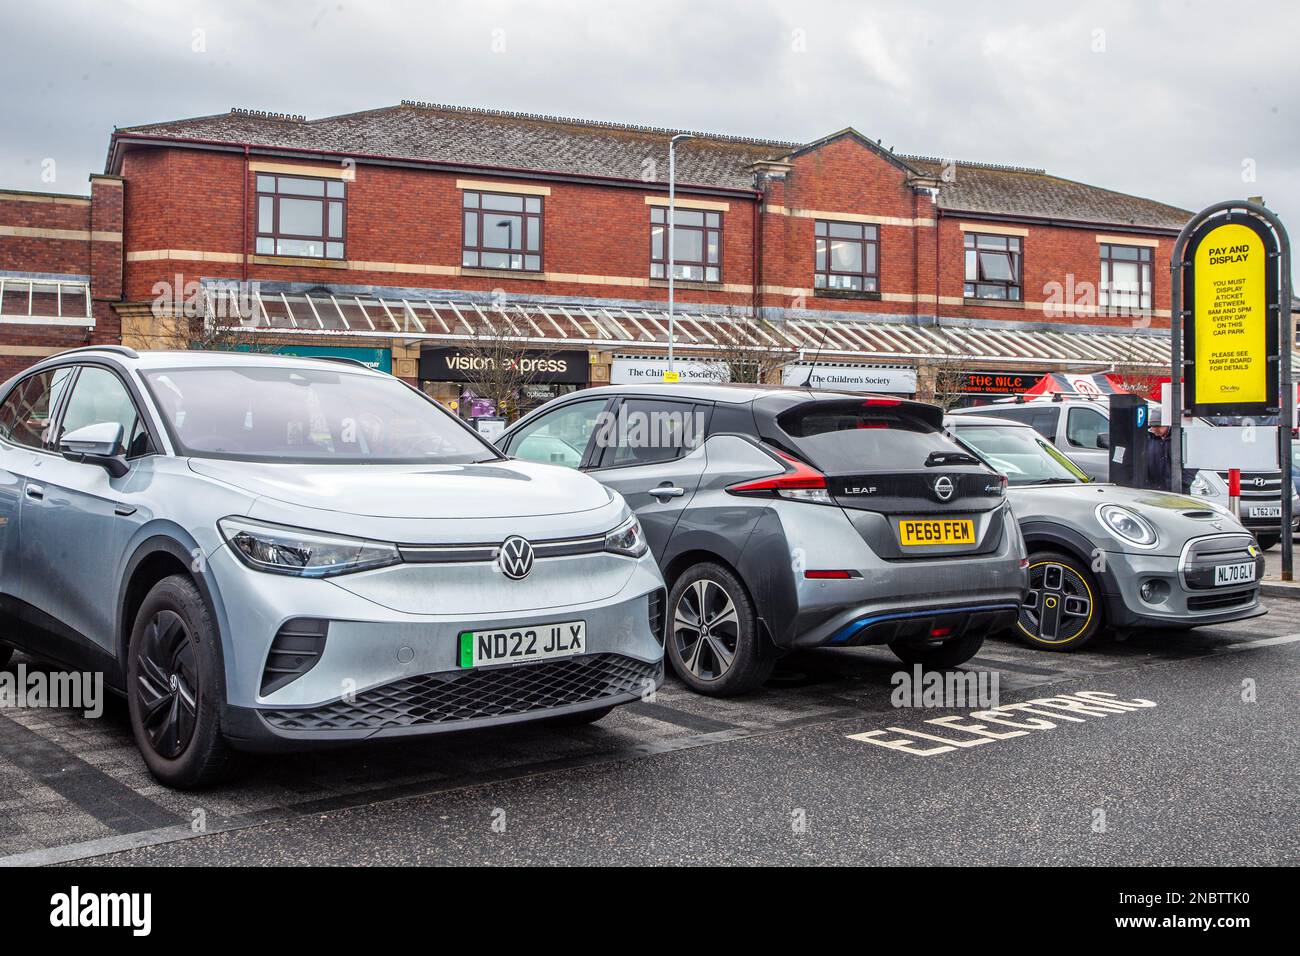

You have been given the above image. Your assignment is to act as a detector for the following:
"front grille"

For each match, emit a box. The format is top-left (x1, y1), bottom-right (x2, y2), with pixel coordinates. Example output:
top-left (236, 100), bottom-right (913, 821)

top-left (1188, 590), bottom-right (1255, 611)
top-left (261, 653), bottom-right (661, 732)
top-left (1182, 534), bottom-right (1260, 590)
top-left (1217, 472), bottom-right (1282, 500)
top-left (648, 588), bottom-right (666, 646)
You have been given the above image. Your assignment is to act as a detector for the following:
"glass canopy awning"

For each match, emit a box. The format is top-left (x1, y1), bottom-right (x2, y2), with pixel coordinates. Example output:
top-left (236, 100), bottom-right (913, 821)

top-left (202, 286), bottom-right (1175, 368)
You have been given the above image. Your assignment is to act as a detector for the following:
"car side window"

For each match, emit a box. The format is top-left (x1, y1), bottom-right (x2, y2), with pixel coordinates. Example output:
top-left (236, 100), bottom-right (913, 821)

top-left (57, 366), bottom-right (152, 458)
top-left (599, 399), bottom-right (707, 468)
top-left (1065, 406), bottom-right (1108, 449)
top-left (1026, 408), bottom-right (1060, 440)
top-left (507, 398), bottom-right (608, 469)
top-left (0, 367), bottom-right (73, 450)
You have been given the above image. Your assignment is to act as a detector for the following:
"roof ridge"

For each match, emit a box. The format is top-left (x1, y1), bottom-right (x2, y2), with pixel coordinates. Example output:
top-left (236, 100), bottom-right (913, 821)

top-left (902, 154), bottom-right (1047, 175)
top-left (396, 100), bottom-right (799, 149)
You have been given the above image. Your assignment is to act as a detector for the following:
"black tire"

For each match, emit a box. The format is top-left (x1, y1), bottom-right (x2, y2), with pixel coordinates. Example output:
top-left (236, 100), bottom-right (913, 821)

top-left (126, 575), bottom-right (236, 789)
top-left (666, 562), bottom-right (774, 696)
top-left (0, 644), bottom-right (12, 669)
top-left (543, 704), bottom-right (616, 727)
top-left (1014, 550), bottom-right (1103, 651)
top-left (1256, 534), bottom-right (1280, 551)
top-left (888, 629), bottom-right (985, 670)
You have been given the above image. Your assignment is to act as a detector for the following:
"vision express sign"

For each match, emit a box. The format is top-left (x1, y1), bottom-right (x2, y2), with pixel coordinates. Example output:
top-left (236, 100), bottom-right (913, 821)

top-left (1183, 216), bottom-right (1279, 416)
top-left (420, 348), bottom-right (589, 384)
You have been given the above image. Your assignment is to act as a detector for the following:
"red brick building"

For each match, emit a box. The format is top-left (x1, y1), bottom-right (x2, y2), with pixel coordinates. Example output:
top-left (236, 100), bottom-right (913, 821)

top-left (1, 101), bottom-right (1190, 411)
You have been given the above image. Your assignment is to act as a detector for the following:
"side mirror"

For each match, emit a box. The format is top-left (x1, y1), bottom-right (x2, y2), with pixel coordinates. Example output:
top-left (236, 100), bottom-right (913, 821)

top-left (1096, 433), bottom-right (1110, 449)
top-left (60, 422), bottom-right (129, 478)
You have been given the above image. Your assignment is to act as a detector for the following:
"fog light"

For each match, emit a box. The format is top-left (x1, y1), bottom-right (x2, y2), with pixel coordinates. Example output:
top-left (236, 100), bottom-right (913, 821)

top-left (1139, 580), bottom-right (1168, 604)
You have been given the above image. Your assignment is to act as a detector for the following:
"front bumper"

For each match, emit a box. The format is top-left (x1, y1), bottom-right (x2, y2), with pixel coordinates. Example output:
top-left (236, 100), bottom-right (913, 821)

top-left (1101, 534), bottom-right (1266, 630)
top-left (204, 546), bottom-right (666, 750)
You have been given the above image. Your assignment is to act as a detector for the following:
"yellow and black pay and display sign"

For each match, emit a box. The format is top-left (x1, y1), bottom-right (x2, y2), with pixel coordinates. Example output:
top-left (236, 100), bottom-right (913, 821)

top-left (1184, 216), bottom-right (1279, 416)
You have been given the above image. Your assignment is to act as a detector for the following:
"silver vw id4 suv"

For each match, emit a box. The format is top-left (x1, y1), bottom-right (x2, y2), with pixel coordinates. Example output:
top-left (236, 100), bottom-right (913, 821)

top-left (499, 384), bottom-right (1029, 696)
top-left (0, 348), bottom-right (665, 788)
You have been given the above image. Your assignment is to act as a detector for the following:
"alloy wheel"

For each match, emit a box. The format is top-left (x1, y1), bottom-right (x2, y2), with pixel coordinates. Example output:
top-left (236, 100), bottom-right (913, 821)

top-left (1019, 561), bottom-right (1094, 645)
top-left (135, 610), bottom-right (200, 759)
top-left (673, 579), bottom-right (740, 681)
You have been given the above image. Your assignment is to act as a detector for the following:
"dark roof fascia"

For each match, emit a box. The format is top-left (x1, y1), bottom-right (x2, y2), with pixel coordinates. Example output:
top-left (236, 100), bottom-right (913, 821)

top-left (106, 134), bottom-right (762, 199)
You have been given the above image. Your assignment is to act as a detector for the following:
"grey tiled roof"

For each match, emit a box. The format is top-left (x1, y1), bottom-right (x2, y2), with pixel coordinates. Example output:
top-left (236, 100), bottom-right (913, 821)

top-left (114, 102), bottom-right (1191, 229)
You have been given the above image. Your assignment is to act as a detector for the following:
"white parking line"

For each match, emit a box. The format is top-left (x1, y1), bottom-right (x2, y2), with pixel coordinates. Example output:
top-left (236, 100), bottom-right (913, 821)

top-left (1218, 633), bottom-right (1300, 651)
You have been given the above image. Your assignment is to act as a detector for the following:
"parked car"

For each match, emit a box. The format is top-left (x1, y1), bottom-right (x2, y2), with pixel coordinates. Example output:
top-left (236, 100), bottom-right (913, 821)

top-left (0, 347), bottom-right (665, 788)
top-left (945, 415), bottom-right (1265, 650)
top-left (497, 384), bottom-right (1028, 695)
top-left (952, 397), bottom-right (1300, 548)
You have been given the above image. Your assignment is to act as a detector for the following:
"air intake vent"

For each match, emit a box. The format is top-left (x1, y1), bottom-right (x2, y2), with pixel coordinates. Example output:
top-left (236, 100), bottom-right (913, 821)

top-left (648, 588), bottom-right (666, 646)
top-left (261, 618), bottom-right (329, 696)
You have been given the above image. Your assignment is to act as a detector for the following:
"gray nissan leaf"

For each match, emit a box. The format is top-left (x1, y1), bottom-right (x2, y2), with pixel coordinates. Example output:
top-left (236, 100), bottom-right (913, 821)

top-left (0, 347), bottom-right (665, 788)
top-left (498, 384), bottom-right (1029, 696)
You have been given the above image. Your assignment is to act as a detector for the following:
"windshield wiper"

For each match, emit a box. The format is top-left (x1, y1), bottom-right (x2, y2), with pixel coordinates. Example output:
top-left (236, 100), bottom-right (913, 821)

top-left (1021, 477), bottom-right (1079, 485)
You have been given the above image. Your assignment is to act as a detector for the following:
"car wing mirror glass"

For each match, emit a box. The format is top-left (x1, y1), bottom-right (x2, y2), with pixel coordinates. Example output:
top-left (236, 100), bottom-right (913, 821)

top-left (59, 422), bottom-right (129, 478)
top-left (1096, 433), bottom-right (1110, 449)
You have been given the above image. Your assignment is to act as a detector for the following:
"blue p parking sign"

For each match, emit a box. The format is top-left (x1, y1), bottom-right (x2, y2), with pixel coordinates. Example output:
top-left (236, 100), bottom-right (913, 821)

top-left (1136, 405), bottom-right (1147, 429)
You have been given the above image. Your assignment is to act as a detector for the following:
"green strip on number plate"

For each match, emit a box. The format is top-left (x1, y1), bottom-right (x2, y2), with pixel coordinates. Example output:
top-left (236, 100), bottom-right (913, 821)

top-left (458, 631), bottom-right (474, 668)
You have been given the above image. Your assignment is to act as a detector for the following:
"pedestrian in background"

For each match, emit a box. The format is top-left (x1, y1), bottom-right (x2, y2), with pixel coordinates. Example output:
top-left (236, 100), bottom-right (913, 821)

top-left (1146, 404), bottom-right (1172, 490)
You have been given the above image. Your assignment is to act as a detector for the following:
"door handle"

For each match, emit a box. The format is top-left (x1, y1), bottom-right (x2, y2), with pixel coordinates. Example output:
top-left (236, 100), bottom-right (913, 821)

top-left (24, 484), bottom-right (43, 501)
top-left (648, 485), bottom-right (685, 499)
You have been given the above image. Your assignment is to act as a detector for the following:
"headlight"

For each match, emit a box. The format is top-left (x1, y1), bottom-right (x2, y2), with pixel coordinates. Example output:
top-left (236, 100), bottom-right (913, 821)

top-left (1095, 504), bottom-right (1158, 549)
top-left (218, 517), bottom-right (401, 577)
top-left (605, 514), bottom-right (649, 558)
top-left (1189, 470), bottom-right (1222, 497)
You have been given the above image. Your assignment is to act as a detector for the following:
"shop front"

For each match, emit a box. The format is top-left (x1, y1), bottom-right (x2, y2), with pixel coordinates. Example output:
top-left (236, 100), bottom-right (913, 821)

top-left (419, 346), bottom-right (590, 422)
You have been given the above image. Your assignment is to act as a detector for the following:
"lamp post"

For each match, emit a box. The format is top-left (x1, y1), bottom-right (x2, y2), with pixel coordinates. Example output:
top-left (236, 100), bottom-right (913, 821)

top-left (667, 133), bottom-right (694, 375)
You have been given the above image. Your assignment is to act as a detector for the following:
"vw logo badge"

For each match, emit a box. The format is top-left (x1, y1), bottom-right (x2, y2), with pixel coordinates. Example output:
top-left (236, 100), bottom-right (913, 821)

top-left (498, 535), bottom-right (535, 580)
top-left (934, 476), bottom-right (955, 502)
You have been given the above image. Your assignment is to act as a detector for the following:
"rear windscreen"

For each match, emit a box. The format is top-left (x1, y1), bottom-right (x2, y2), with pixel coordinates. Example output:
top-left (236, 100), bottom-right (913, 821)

top-left (777, 403), bottom-right (966, 473)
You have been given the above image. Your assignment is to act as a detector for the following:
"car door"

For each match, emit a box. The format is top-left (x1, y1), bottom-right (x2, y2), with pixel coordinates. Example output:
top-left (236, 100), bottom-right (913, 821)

top-left (0, 366), bottom-right (74, 606)
top-left (587, 398), bottom-right (711, 560)
top-left (18, 364), bottom-right (153, 652)
top-left (1062, 405), bottom-right (1111, 481)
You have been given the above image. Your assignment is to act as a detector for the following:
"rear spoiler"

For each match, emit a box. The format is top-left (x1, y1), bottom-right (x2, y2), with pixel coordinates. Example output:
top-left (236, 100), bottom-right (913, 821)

top-left (756, 392), bottom-right (944, 430)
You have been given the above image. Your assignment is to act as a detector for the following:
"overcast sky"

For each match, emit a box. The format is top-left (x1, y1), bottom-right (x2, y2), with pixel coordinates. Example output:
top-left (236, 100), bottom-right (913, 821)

top-left (3, 0), bottom-right (1298, 276)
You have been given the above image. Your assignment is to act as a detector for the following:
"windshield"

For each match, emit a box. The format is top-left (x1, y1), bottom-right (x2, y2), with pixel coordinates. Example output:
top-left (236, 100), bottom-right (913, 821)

top-left (142, 366), bottom-right (497, 464)
top-left (951, 424), bottom-right (1089, 485)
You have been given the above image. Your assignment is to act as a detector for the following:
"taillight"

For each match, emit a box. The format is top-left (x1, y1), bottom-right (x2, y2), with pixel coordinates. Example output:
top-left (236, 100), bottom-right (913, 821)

top-left (727, 450), bottom-right (832, 504)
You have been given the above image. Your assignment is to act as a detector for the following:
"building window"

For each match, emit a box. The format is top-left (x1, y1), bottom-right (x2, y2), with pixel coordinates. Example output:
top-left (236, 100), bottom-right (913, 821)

top-left (255, 174), bottom-right (345, 259)
top-left (650, 207), bottom-right (720, 282)
top-left (814, 221), bottom-right (878, 291)
top-left (964, 232), bottom-right (1022, 300)
top-left (1099, 243), bottom-right (1153, 312)
top-left (462, 191), bottom-right (542, 271)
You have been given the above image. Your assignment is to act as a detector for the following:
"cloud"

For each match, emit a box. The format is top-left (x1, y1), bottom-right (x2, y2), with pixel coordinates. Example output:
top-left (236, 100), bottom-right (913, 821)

top-left (1, 0), bottom-right (1297, 278)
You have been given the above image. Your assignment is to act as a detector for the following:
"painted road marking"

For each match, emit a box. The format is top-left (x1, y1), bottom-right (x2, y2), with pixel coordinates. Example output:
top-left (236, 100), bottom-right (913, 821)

top-left (845, 691), bottom-right (1158, 756)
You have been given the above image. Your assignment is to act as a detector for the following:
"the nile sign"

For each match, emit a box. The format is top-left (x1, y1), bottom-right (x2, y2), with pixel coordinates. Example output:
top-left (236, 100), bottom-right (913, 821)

top-left (1183, 216), bottom-right (1279, 416)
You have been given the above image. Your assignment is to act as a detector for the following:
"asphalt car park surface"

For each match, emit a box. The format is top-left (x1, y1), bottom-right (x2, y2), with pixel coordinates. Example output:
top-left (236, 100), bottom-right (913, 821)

top-left (1, 599), bottom-right (1297, 866)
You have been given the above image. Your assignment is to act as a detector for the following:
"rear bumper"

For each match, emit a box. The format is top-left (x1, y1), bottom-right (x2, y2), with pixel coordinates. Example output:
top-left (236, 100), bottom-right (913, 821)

top-left (740, 500), bottom-right (1028, 649)
top-left (823, 602), bottom-right (1021, 647)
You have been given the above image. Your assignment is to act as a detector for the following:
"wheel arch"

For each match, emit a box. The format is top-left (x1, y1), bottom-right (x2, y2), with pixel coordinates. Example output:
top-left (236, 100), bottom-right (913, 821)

top-left (117, 533), bottom-right (228, 674)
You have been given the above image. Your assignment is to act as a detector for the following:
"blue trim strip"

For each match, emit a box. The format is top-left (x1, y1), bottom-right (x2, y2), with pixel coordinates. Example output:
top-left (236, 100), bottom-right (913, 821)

top-left (828, 603), bottom-right (1020, 645)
